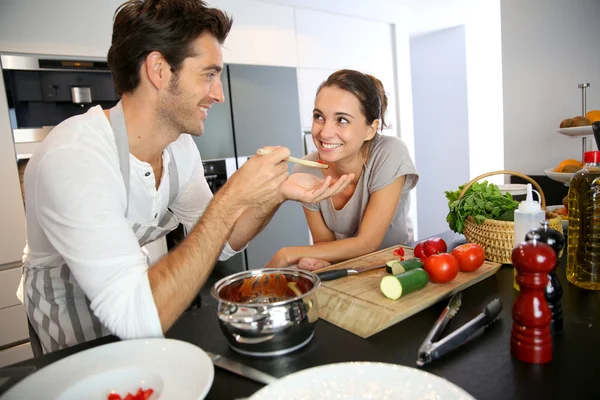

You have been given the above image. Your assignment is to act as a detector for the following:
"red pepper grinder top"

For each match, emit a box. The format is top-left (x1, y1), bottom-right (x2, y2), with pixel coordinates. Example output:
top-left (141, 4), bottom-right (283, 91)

top-left (511, 232), bottom-right (556, 364)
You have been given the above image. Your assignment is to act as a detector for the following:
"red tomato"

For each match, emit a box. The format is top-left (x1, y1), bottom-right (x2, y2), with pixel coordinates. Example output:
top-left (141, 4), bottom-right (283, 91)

top-left (452, 243), bottom-right (485, 272)
top-left (414, 242), bottom-right (427, 260)
top-left (423, 253), bottom-right (459, 283)
top-left (423, 237), bottom-right (448, 257)
top-left (108, 394), bottom-right (122, 400)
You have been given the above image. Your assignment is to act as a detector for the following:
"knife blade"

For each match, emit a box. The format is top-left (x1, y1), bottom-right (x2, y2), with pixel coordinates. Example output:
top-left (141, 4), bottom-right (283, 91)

top-left (316, 263), bottom-right (387, 281)
top-left (206, 351), bottom-right (277, 385)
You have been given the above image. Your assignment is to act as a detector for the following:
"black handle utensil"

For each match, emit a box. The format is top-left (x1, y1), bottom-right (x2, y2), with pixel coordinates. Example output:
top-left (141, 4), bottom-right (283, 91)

top-left (592, 121), bottom-right (600, 150)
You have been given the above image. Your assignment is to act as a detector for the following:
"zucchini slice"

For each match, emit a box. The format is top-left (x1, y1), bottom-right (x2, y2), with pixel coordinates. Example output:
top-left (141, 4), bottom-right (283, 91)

top-left (385, 258), bottom-right (423, 275)
top-left (380, 268), bottom-right (430, 300)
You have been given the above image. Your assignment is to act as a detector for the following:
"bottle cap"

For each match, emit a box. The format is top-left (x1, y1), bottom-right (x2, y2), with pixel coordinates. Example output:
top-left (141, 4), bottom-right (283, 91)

top-left (518, 183), bottom-right (542, 213)
top-left (584, 151), bottom-right (600, 163)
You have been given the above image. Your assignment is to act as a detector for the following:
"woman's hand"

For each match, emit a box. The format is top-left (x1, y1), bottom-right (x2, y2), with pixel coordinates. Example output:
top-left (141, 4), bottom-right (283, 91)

top-left (297, 257), bottom-right (331, 271)
top-left (265, 248), bottom-right (293, 269)
top-left (279, 173), bottom-right (355, 204)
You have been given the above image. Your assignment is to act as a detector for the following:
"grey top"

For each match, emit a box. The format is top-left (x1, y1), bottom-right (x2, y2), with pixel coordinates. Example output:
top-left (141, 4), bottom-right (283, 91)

top-left (294, 134), bottom-right (419, 248)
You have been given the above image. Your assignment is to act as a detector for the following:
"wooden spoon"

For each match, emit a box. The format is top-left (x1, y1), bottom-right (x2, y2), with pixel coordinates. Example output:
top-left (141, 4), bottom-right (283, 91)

top-left (256, 148), bottom-right (328, 169)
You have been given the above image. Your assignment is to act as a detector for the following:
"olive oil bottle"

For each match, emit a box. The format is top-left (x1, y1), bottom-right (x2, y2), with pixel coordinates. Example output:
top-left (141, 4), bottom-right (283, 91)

top-left (567, 151), bottom-right (600, 290)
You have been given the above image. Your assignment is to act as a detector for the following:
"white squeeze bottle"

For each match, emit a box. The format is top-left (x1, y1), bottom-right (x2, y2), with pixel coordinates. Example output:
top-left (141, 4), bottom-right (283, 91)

top-left (513, 183), bottom-right (546, 247)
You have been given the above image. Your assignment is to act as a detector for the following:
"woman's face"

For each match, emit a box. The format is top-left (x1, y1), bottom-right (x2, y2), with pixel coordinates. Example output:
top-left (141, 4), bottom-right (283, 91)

top-left (312, 86), bottom-right (377, 163)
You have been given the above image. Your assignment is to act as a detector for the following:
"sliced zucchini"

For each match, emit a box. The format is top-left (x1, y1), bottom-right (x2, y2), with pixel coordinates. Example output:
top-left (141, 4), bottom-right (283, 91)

top-left (385, 258), bottom-right (423, 275)
top-left (380, 268), bottom-right (430, 300)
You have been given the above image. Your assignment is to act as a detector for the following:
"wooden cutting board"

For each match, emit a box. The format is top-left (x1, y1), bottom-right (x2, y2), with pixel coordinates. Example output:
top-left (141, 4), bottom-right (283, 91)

top-left (314, 245), bottom-right (501, 338)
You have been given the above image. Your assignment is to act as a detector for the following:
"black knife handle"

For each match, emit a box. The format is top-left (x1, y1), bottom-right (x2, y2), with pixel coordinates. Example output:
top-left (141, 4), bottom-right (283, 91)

top-left (317, 269), bottom-right (349, 281)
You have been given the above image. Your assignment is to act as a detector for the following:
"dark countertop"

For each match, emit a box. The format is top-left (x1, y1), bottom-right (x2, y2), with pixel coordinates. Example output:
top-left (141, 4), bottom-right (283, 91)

top-left (2, 231), bottom-right (600, 399)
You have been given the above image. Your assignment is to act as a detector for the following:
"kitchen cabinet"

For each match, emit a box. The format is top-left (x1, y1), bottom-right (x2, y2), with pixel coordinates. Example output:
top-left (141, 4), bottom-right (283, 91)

top-left (0, 305), bottom-right (29, 348)
top-left (209, 0), bottom-right (298, 67)
top-left (295, 9), bottom-right (394, 71)
top-left (295, 9), bottom-right (398, 134)
top-left (0, 342), bottom-right (32, 368)
top-left (297, 68), bottom-right (335, 131)
top-left (0, 268), bottom-right (22, 308)
top-left (0, 267), bottom-right (31, 367)
top-left (0, 71), bottom-right (26, 267)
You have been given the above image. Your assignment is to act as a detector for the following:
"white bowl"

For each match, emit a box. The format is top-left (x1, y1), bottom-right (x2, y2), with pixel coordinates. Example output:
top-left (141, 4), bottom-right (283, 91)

top-left (544, 168), bottom-right (577, 183)
top-left (498, 183), bottom-right (528, 196)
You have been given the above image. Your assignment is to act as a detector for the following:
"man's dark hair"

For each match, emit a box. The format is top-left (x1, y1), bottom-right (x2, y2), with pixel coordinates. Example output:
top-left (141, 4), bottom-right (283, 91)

top-left (107, 0), bottom-right (232, 95)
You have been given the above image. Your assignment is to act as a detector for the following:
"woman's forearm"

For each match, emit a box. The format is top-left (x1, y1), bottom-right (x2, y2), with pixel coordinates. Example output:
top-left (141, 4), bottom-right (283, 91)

top-left (283, 236), bottom-right (381, 265)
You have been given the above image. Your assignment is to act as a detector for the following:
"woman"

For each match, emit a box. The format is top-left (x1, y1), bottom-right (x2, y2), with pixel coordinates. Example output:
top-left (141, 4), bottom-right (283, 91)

top-left (266, 69), bottom-right (419, 270)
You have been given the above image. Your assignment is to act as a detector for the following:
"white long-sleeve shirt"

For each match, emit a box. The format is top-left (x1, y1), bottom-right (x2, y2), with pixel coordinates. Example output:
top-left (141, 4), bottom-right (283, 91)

top-left (21, 105), bottom-right (240, 349)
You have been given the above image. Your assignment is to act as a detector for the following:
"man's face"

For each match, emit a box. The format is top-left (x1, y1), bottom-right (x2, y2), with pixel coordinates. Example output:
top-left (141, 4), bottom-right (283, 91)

top-left (158, 33), bottom-right (225, 136)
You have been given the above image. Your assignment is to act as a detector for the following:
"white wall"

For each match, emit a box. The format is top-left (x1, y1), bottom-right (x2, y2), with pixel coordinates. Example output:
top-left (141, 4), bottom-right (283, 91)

top-left (393, 22), bottom-right (419, 239)
top-left (411, 27), bottom-right (470, 239)
top-left (403, 0), bottom-right (504, 185)
top-left (502, 0), bottom-right (600, 174)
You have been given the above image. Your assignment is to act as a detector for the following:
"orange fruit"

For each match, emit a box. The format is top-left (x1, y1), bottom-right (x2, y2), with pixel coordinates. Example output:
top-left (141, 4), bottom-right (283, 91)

top-left (586, 110), bottom-right (600, 123)
top-left (555, 159), bottom-right (582, 172)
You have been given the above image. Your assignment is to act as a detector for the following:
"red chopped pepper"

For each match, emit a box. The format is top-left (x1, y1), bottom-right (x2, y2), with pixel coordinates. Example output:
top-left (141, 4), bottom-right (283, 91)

top-left (393, 247), bottom-right (405, 257)
top-left (107, 388), bottom-right (153, 400)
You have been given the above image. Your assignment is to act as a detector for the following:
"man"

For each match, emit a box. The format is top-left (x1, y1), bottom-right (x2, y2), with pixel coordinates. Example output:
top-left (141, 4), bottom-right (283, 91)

top-left (20, 0), bottom-right (353, 355)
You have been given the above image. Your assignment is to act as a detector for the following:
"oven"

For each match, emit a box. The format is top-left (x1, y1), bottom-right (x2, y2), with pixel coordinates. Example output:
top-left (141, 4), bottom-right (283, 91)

top-left (165, 157), bottom-right (237, 249)
top-left (2, 54), bottom-right (119, 161)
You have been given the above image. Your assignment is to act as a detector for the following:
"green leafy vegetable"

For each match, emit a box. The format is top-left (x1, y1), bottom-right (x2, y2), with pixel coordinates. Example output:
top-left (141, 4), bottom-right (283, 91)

top-left (445, 181), bottom-right (519, 233)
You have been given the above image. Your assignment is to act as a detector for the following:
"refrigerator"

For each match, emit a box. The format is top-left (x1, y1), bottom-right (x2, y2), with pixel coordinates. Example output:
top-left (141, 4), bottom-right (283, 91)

top-left (181, 64), bottom-right (311, 275)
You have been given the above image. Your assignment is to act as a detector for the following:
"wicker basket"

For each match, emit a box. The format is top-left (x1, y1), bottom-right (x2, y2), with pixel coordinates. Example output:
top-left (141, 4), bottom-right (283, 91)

top-left (458, 170), bottom-right (563, 264)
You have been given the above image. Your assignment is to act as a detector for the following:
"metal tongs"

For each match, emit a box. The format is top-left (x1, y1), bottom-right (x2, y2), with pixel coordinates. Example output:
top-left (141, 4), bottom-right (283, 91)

top-left (416, 292), bottom-right (502, 366)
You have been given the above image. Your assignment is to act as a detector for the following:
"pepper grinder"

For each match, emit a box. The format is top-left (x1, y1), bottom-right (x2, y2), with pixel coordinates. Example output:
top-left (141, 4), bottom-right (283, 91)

top-left (511, 233), bottom-right (555, 364)
top-left (526, 220), bottom-right (565, 334)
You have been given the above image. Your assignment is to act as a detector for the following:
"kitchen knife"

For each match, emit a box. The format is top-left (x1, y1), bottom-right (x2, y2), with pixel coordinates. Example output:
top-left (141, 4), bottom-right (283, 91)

top-left (206, 351), bottom-right (277, 385)
top-left (316, 263), bottom-right (387, 281)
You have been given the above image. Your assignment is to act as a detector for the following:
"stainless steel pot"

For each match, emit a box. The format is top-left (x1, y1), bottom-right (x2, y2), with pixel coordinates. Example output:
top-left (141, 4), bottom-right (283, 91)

top-left (211, 268), bottom-right (321, 357)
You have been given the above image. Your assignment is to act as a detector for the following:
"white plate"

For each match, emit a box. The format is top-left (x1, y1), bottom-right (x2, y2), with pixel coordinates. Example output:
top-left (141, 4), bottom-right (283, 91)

top-left (249, 362), bottom-right (475, 400)
top-left (557, 126), bottom-right (593, 136)
top-left (544, 168), bottom-right (577, 183)
top-left (2, 338), bottom-right (214, 400)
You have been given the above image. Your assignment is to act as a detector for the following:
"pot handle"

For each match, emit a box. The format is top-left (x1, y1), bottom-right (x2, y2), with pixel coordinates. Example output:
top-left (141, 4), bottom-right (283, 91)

top-left (233, 334), bottom-right (275, 344)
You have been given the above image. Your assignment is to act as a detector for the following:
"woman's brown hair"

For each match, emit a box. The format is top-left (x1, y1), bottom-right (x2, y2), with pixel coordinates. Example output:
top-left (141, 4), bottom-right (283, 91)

top-left (107, 0), bottom-right (233, 95)
top-left (317, 69), bottom-right (389, 131)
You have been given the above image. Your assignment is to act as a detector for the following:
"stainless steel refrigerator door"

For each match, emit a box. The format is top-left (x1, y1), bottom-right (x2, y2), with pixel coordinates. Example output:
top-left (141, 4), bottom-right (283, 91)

top-left (228, 65), bottom-right (310, 269)
top-left (192, 67), bottom-right (236, 160)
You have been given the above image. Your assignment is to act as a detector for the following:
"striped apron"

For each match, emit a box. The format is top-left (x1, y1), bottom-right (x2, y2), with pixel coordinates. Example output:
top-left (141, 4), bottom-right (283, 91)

top-left (23, 101), bottom-right (180, 355)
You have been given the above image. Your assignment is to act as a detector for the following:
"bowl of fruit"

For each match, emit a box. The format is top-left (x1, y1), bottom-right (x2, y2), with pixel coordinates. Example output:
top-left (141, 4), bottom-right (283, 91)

top-left (545, 159), bottom-right (583, 184)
